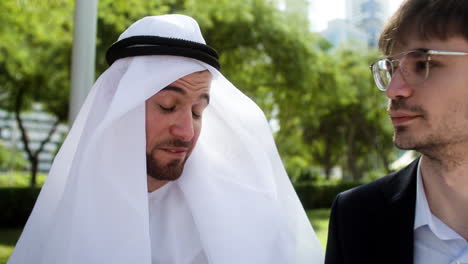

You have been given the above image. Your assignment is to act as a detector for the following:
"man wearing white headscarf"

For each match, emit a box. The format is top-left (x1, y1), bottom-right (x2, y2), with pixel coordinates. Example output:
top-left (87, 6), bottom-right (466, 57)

top-left (8, 15), bottom-right (324, 264)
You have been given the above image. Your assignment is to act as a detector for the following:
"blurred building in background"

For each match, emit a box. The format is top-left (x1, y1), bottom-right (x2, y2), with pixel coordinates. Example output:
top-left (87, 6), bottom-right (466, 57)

top-left (346, 0), bottom-right (390, 47)
top-left (0, 104), bottom-right (68, 172)
top-left (312, 0), bottom-right (390, 48)
top-left (320, 18), bottom-right (368, 49)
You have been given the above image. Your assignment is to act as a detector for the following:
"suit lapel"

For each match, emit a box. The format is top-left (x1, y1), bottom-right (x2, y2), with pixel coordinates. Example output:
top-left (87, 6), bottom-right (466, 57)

top-left (381, 158), bottom-right (419, 263)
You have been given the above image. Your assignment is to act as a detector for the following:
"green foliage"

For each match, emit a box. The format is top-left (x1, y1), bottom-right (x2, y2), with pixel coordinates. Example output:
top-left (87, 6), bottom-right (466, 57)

top-left (278, 46), bottom-right (397, 180)
top-left (0, 172), bottom-right (46, 187)
top-left (95, 0), bottom-right (176, 73)
top-left (0, 143), bottom-right (28, 171)
top-left (295, 181), bottom-right (365, 209)
top-left (307, 208), bottom-right (331, 248)
top-left (0, 0), bottom-right (73, 186)
top-left (0, 0), bottom-right (73, 120)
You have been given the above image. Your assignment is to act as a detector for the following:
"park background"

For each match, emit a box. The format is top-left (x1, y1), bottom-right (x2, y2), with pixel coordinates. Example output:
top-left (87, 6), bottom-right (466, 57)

top-left (0, 0), bottom-right (412, 262)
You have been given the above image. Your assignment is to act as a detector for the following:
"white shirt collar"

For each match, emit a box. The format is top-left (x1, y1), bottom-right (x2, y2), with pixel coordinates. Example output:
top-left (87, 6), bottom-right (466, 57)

top-left (414, 158), bottom-right (466, 241)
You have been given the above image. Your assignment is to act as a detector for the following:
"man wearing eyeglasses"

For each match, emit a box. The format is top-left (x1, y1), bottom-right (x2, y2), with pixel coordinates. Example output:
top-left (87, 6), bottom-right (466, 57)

top-left (325, 0), bottom-right (468, 263)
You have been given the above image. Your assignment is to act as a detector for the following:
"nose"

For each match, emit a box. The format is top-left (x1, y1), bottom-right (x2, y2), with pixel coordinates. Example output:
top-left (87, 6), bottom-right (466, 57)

top-left (385, 70), bottom-right (413, 100)
top-left (170, 110), bottom-right (195, 142)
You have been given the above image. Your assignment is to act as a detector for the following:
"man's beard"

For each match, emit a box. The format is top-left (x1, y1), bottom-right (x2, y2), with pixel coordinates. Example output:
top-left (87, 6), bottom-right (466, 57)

top-left (146, 140), bottom-right (191, 181)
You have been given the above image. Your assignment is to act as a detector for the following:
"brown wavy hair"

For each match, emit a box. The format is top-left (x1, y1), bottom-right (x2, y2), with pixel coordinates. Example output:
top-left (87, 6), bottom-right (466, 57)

top-left (379, 0), bottom-right (468, 55)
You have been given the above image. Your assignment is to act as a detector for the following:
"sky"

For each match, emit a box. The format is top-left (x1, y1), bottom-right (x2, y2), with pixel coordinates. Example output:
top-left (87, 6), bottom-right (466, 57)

top-left (309, 0), bottom-right (405, 32)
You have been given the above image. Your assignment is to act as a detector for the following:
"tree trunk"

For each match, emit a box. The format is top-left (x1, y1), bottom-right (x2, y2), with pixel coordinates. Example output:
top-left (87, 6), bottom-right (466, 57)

top-left (324, 164), bottom-right (332, 180)
top-left (30, 158), bottom-right (38, 187)
top-left (14, 86), bottom-right (36, 186)
top-left (14, 84), bottom-right (61, 187)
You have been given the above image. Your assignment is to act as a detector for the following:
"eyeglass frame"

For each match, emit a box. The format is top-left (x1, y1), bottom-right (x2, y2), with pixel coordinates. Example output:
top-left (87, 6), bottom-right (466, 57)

top-left (370, 48), bottom-right (468, 91)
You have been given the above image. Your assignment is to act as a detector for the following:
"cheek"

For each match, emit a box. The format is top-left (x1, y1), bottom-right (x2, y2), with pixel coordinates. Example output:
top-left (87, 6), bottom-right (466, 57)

top-left (192, 121), bottom-right (203, 144)
top-left (145, 116), bottom-right (151, 140)
top-left (145, 123), bottom-right (154, 153)
top-left (145, 106), bottom-right (160, 151)
top-left (428, 90), bottom-right (468, 131)
top-left (145, 107), bottom-right (151, 148)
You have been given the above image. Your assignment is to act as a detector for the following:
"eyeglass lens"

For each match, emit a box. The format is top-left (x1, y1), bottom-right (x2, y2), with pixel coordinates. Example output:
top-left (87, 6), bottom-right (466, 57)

top-left (373, 50), bottom-right (430, 91)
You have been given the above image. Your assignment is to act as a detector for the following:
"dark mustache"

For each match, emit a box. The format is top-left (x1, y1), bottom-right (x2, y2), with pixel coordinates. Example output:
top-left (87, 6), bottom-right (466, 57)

top-left (156, 139), bottom-right (191, 148)
top-left (388, 99), bottom-right (427, 116)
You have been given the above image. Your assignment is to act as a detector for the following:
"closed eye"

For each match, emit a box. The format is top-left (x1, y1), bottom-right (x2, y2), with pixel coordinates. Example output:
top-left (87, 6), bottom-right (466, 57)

top-left (159, 105), bottom-right (175, 112)
top-left (192, 111), bottom-right (201, 119)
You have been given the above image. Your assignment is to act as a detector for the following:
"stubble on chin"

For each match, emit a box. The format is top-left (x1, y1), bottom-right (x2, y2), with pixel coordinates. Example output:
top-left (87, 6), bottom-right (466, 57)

top-left (393, 125), bottom-right (442, 157)
top-left (392, 125), bottom-right (412, 149)
top-left (393, 126), bottom-right (431, 152)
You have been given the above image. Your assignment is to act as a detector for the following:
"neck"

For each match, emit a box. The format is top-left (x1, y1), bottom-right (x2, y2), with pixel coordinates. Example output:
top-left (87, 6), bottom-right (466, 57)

top-left (420, 154), bottom-right (468, 240)
top-left (147, 176), bottom-right (168, 192)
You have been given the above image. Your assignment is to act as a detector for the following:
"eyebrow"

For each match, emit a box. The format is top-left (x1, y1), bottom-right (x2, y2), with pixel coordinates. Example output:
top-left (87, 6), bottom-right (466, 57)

top-left (161, 86), bottom-right (210, 104)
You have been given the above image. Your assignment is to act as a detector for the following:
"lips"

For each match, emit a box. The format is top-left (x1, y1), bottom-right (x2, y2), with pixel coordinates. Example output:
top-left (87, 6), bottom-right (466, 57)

top-left (159, 147), bottom-right (188, 158)
top-left (389, 112), bottom-right (422, 125)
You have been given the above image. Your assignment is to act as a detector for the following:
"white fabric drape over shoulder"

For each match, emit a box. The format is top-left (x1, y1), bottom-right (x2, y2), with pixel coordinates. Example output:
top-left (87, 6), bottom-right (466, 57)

top-left (8, 15), bottom-right (324, 264)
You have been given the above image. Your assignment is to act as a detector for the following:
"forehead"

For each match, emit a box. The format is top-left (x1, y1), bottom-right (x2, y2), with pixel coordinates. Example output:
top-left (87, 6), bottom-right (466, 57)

top-left (170, 71), bottom-right (212, 89)
top-left (150, 71), bottom-right (212, 101)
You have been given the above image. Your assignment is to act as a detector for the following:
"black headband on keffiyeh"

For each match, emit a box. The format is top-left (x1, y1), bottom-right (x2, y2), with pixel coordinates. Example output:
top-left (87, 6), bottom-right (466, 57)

top-left (106, 35), bottom-right (220, 70)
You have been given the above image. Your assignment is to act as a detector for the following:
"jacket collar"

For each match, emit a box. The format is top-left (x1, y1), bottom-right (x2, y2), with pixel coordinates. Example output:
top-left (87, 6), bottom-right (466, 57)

top-left (379, 157), bottom-right (419, 263)
top-left (385, 157), bottom-right (419, 205)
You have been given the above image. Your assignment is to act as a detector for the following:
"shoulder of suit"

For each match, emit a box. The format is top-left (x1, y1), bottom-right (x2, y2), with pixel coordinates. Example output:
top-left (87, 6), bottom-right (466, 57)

top-left (333, 158), bottom-right (419, 212)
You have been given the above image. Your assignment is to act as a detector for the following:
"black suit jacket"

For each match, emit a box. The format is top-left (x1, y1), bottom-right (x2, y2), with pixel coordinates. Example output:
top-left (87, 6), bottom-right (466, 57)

top-left (325, 158), bottom-right (419, 264)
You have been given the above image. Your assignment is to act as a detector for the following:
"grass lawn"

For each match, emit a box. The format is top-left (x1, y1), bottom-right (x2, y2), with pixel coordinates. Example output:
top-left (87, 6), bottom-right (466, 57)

top-left (0, 209), bottom-right (331, 262)
top-left (0, 229), bottom-right (21, 264)
top-left (307, 208), bottom-right (331, 248)
top-left (0, 172), bottom-right (46, 187)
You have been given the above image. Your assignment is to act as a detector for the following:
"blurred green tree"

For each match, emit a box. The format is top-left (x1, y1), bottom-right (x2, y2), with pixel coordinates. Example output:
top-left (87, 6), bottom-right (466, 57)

top-left (0, 0), bottom-right (73, 186)
top-left (294, 46), bottom-right (396, 181)
top-left (0, 141), bottom-right (28, 171)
